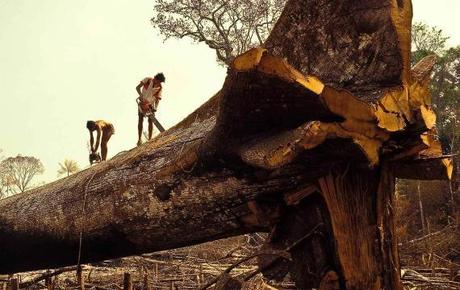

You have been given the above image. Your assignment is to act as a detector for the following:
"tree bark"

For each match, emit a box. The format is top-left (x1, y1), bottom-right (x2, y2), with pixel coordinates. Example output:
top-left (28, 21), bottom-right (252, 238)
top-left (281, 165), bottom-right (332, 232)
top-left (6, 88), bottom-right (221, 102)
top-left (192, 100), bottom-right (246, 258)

top-left (0, 0), bottom-right (452, 289)
top-left (0, 129), bottom-right (311, 273)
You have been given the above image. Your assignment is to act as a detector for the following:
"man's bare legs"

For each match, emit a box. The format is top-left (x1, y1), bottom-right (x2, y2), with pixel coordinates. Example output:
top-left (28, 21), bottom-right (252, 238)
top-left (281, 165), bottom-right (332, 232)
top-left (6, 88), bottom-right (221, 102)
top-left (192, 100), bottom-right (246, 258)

top-left (138, 112), bottom-right (155, 146)
top-left (137, 113), bottom-right (144, 146)
top-left (101, 132), bottom-right (112, 161)
top-left (148, 118), bottom-right (153, 140)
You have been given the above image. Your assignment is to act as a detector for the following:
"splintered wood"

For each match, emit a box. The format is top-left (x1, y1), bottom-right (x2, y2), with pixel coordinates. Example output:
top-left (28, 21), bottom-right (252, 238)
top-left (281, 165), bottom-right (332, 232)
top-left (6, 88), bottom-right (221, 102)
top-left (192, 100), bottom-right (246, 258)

top-left (232, 47), bottom-right (450, 175)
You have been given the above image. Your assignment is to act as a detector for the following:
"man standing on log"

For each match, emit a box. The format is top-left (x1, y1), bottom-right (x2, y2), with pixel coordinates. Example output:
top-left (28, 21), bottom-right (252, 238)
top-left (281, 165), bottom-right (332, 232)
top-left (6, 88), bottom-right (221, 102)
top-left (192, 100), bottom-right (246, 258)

top-left (136, 73), bottom-right (165, 146)
top-left (86, 120), bottom-right (115, 164)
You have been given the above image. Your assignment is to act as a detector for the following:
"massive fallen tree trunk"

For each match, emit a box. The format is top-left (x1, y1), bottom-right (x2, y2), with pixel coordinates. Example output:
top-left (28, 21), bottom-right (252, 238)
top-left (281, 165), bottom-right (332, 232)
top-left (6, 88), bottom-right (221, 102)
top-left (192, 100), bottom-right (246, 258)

top-left (0, 0), bottom-right (453, 289)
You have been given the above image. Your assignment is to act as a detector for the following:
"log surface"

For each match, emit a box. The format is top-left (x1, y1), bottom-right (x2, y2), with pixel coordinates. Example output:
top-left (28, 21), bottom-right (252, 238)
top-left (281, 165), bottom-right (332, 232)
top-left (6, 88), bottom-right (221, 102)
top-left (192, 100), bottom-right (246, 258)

top-left (0, 0), bottom-right (451, 284)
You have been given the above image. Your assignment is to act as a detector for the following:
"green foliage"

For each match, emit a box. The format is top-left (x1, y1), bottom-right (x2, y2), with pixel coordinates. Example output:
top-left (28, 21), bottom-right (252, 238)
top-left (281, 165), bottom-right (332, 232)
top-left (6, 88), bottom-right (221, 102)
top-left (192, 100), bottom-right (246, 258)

top-left (431, 47), bottom-right (460, 151)
top-left (412, 22), bottom-right (449, 58)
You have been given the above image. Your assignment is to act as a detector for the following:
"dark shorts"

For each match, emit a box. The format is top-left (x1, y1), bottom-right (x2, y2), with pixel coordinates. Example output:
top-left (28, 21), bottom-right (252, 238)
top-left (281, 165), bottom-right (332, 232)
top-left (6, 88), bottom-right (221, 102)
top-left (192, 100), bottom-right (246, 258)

top-left (103, 124), bottom-right (115, 136)
top-left (138, 108), bottom-right (154, 119)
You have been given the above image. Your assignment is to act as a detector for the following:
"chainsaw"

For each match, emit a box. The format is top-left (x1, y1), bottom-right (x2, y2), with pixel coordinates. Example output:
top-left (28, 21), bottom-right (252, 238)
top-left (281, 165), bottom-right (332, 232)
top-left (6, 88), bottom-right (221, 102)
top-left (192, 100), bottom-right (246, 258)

top-left (136, 98), bottom-right (165, 132)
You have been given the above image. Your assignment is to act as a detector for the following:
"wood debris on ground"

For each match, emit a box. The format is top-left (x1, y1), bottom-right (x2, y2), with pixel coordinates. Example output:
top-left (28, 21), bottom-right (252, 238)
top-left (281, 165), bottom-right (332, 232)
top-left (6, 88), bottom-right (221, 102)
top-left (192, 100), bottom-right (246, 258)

top-left (1, 236), bottom-right (295, 290)
top-left (2, 234), bottom-right (460, 289)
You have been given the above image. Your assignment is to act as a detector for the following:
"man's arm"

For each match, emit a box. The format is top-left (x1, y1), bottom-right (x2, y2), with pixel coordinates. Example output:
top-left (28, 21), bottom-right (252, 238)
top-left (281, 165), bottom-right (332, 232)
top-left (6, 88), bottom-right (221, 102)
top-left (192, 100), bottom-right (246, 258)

top-left (94, 128), bottom-right (102, 153)
top-left (136, 82), bottom-right (143, 97)
top-left (89, 131), bottom-right (95, 152)
top-left (153, 98), bottom-right (160, 111)
top-left (153, 87), bottom-right (162, 111)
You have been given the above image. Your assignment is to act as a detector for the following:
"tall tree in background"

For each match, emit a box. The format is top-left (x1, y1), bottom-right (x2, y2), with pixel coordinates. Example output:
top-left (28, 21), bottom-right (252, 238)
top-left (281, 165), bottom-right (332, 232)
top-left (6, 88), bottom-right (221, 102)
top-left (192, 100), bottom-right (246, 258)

top-left (57, 159), bottom-right (80, 177)
top-left (0, 155), bottom-right (44, 194)
top-left (151, 0), bottom-right (286, 65)
top-left (412, 22), bottom-right (449, 59)
top-left (431, 47), bottom-right (460, 156)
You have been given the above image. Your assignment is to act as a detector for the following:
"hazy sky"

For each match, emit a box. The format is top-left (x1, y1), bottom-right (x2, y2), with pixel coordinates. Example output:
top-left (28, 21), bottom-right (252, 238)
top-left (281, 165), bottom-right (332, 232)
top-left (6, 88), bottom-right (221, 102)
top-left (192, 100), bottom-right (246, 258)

top-left (0, 0), bottom-right (459, 184)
